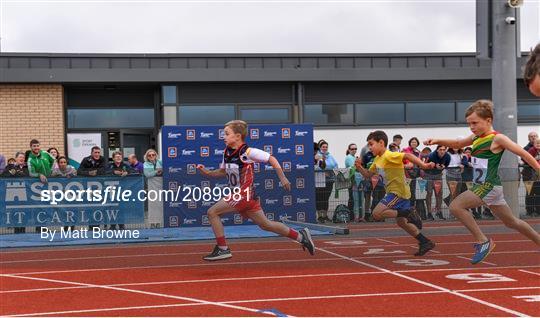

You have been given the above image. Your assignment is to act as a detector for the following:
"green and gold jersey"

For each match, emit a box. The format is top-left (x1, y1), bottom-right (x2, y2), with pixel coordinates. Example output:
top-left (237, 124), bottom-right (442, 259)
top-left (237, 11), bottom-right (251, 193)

top-left (471, 131), bottom-right (504, 189)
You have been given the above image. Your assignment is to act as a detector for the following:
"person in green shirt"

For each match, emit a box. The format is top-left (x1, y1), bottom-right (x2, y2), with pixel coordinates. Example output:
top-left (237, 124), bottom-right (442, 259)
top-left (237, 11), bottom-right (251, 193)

top-left (27, 139), bottom-right (55, 184)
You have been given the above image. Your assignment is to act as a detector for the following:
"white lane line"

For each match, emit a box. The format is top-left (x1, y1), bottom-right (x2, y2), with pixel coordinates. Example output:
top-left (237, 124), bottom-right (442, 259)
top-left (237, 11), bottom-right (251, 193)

top-left (376, 238), bottom-right (399, 245)
top-left (456, 255), bottom-right (497, 266)
top-left (0, 274), bottom-right (275, 317)
top-left (317, 247), bottom-right (530, 317)
top-left (519, 270), bottom-right (540, 277)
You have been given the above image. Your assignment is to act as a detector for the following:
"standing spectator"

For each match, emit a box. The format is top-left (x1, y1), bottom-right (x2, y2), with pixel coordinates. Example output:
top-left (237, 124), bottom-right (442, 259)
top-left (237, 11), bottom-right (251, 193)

top-left (345, 143), bottom-right (363, 222)
top-left (107, 151), bottom-right (134, 230)
top-left (0, 153), bottom-right (5, 174)
top-left (420, 147), bottom-right (432, 161)
top-left (524, 42), bottom-right (540, 97)
top-left (78, 146), bottom-right (106, 231)
top-left (424, 145), bottom-right (450, 221)
top-left (143, 149), bottom-right (163, 177)
top-left (128, 154), bottom-right (144, 174)
top-left (361, 147), bottom-right (385, 222)
top-left (51, 156), bottom-right (77, 178)
top-left (445, 147), bottom-right (468, 208)
top-left (7, 158), bottom-right (16, 166)
top-left (315, 140), bottom-right (338, 223)
top-left (2, 152), bottom-right (28, 233)
top-left (528, 138), bottom-right (540, 164)
top-left (388, 143), bottom-right (399, 152)
top-left (77, 146), bottom-right (107, 177)
top-left (393, 134), bottom-right (403, 151)
top-left (402, 137), bottom-right (421, 203)
top-left (359, 142), bottom-right (370, 160)
top-left (524, 131), bottom-right (538, 152)
top-left (47, 147), bottom-right (60, 170)
top-left (27, 139), bottom-right (54, 184)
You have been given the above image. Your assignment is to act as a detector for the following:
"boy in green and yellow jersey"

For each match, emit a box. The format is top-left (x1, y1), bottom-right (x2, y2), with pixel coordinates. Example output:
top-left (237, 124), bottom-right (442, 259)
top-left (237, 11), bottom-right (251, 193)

top-left (424, 100), bottom-right (540, 264)
top-left (355, 130), bottom-right (436, 256)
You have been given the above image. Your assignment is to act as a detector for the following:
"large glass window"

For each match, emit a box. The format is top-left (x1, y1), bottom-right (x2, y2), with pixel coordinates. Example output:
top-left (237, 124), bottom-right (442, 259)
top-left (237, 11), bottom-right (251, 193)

top-left (178, 105), bottom-right (235, 124)
top-left (456, 101), bottom-right (473, 123)
top-left (518, 101), bottom-right (540, 122)
top-left (407, 102), bottom-right (455, 124)
top-left (304, 104), bottom-right (354, 125)
top-left (239, 106), bottom-right (291, 123)
top-left (68, 108), bottom-right (154, 129)
top-left (355, 103), bottom-right (405, 125)
top-left (162, 85), bottom-right (177, 105)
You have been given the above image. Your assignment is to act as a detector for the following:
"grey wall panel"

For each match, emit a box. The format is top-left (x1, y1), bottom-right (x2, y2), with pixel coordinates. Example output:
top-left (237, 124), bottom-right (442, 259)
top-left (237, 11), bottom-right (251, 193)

top-left (66, 87), bottom-right (155, 107)
top-left (150, 59), bottom-right (168, 68)
top-left (91, 58), bottom-right (110, 69)
top-left (71, 58), bottom-right (91, 69)
top-left (207, 58), bottom-right (226, 68)
top-left (50, 58), bottom-right (70, 68)
top-left (9, 58), bottom-right (29, 68)
top-left (111, 58), bottom-right (130, 69)
top-left (178, 83), bottom-right (293, 103)
top-left (131, 58), bottom-right (150, 68)
top-left (170, 58), bottom-right (188, 68)
top-left (29, 58), bottom-right (50, 68)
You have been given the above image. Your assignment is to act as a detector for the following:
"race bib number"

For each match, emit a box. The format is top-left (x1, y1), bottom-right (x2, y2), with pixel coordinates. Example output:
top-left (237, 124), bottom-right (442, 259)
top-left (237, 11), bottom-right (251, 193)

top-left (471, 156), bottom-right (488, 184)
top-left (225, 163), bottom-right (240, 187)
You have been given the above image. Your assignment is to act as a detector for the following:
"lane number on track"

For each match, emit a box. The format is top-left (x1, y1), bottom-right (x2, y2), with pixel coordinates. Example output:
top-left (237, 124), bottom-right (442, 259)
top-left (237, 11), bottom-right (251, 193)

top-left (513, 295), bottom-right (540, 302)
top-left (364, 248), bottom-right (406, 255)
top-left (446, 273), bottom-right (516, 284)
top-left (393, 259), bottom-right (450, 266)
top-left (324, 240), bottom-right (367, 245)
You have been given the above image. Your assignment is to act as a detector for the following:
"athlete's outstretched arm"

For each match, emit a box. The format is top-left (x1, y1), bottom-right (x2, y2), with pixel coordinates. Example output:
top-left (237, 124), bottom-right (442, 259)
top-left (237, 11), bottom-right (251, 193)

top-left (404, 153), bottom-right (435, 170)
top-left (423, 135), bottom-right (475, 149)
top-left (354, 158), bottom-right (375, 179)
top-left (268, 156), bottom-right (291, 191)
top-left (495, 134), bottom-right (540, 172)
top-left (196, 165), bottom-right (226, 178)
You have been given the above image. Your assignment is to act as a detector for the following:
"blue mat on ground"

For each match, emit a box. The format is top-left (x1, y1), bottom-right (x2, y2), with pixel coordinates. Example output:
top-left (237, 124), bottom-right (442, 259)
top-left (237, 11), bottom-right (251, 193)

top-left (0, 224), bottom-right (332, 248)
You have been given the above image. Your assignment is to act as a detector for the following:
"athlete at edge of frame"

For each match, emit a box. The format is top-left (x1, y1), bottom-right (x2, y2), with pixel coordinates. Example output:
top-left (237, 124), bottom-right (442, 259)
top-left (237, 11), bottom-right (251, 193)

top-left (196, 120), bottom-right (315, 261)
top-left (424, 99), bottom-right (540, 265)
top-left (354, 130), bottom-right (437, 256)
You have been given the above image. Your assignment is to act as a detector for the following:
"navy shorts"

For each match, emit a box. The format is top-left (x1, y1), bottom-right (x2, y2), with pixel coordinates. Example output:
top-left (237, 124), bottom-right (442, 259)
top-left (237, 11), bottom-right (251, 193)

top-left (380, 193), bottom-right (412, 210)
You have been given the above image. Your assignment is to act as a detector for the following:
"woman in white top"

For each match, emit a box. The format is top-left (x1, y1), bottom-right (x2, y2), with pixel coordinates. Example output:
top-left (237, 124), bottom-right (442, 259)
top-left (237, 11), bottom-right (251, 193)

top-left (446, 148), bottom-right (468, 203)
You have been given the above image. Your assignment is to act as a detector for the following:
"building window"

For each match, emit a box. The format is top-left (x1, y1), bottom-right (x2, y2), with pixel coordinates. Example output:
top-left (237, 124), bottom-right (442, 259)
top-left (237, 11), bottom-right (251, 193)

top-left (239, 106), bottom-right (291, 123)
top-left (456, 101), bottom-right (473, 123)
top-left (304, 104), bottom-right (354, 125)
top-left (518, 101), bottom-right (540, 122)
top-left (406, 102), bottom-right (455, 124)
top-left (68, 108), bottom-right (154, 129)
top-left (356, 103), bottom-right (405, 125)
top-left (162, 85), bottom-right (177, 105)
top-left (178, 105), bottom-right (235, 124)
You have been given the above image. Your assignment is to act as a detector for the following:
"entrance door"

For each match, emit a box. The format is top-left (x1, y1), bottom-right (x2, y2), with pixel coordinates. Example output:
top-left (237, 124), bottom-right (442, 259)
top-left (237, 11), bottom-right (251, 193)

top-left (121, 130), bottom-right (152, 162)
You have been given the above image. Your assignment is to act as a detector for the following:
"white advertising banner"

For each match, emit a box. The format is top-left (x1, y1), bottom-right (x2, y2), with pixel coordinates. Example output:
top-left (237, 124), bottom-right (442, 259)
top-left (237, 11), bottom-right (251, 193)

top-left (67, 133), bottom-right (102, 168)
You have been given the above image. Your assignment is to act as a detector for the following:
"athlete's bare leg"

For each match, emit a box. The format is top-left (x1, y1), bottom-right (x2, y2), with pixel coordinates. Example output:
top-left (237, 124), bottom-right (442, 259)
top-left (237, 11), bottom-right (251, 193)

top-left (207, 199), bottom-right (237, 239)
top-left (249, 210), bottom-right (292, 237)
top-left (489, 204), bottom-right (540, 245)
top-left (397, 217), bottom-right (420, 237)
top-left (449, 190), bottom-right (488, 243)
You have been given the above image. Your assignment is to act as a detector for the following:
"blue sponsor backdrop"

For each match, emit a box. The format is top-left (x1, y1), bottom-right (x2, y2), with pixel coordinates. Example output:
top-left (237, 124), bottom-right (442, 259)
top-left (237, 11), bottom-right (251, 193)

top-left (162, 124), bottom-right (315, 227)
top-left (0, 176), bottom-right (145, 227)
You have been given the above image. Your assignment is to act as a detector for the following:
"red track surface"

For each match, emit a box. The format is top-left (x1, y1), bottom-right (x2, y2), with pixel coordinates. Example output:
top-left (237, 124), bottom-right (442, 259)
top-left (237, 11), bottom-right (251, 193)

top-left (1, 221), bottom-right (539, 317)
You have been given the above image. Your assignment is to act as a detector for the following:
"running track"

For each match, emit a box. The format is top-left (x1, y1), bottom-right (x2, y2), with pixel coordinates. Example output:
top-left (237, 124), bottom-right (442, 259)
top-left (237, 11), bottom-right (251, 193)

top-left (1, 220), bottom-right (539, 316)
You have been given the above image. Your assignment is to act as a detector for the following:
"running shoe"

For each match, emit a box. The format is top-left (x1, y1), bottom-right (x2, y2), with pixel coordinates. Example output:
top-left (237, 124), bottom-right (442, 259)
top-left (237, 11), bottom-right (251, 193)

top-left (299, 228), bottom-right (315, 255)
top-left (203, 245), bottom-right (232, 261)
top-left (471, 238), bottom-right (495, 264)
top-left (414, 240), bottom-right (436, 256)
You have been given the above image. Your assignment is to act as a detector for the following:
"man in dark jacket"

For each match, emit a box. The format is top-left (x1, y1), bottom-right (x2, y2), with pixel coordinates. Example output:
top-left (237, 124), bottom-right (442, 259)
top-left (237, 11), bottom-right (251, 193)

top-left (2, 152), bottom-right (29, 178)
top-left (424, 145), bottom-right (450, 221)
top-left (77, 146), bottom-right (107, 176)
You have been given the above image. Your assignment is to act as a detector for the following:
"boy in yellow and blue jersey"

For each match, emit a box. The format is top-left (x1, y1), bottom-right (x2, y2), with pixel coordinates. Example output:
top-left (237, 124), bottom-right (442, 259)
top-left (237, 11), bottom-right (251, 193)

top-left (355, 130), bottom-right (436, 256)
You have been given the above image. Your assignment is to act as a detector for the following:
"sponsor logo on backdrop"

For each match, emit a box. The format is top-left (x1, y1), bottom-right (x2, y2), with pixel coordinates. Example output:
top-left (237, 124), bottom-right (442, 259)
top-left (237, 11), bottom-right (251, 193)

top-left (168, 132), bottom-right (182, 139)
top-left (214, 148), bottom-right (224, 156)
top-left (250, 129), bottom-right (259, 140)
top-left (296, 178), bottom-right (305, 189)
top-left (169, 216), bottom-right (179, 227)
top-left (295, 130), bottom-right (308, 137)
top-left (168, 167), bottom-right (182, 174)
top-left (169, 202), bottom-right (181, 208)
top-left (282, 128), bottom-right (291, 139)
top-left (296, 164), bottom-right (309, 170)
top-left (264, 131), bottom-right (277, 138)
top-left (283, 195), bottom-right (292, 206)
top-left (187, 164), bottom-right (197, 175)
top-left (265, 165), bottom-right (274, 171)
top-left (265, 199), bottom-right (279, 205)
top-left (253, 163), bottom-right (260, 173)
top-left (186, 130), bottom-right (196, 140)
top-left (169, 181), bottom-right (178, 191)
top-left (295, 145), bottom-right (304, 155)
top-left (266, 213), bottom-right (275, 221)
top-left (220, 217), bottom-right (230, 224)
top-left (265, 179), bottom-right (274, 190)
top-left (200, 146), bottom-right (210, 157)
top-left (218, 129), bottom-right (225, 139)
top-left (202, 201), bottom-right (214, 207)
top-left (200, 132), bottom-right (214, 139)
top-left (168, 147), bottom-right (177, 158)
top-left (264, 145), bottom-right (273, 155)
top-left (297, 212), bottom-right (306, 222)
top-left (202, 215), bottom-right (210, 225)
top-left (188, 201), bottom-right (197, 209)
top-left (278, 147), bottom-right (291, 154)
top-left (234, 214), bottom-right (243, 224)
top-left (182, 149), bottom-right (196, 156)
top-left (183, 218), bottom-right (197, 225)
top-left (201, 180), bottom-right (211, 188)
top-left (297, 197), bottom-right (310, 204)
top-left (283, 162), bottom-right (292, 172)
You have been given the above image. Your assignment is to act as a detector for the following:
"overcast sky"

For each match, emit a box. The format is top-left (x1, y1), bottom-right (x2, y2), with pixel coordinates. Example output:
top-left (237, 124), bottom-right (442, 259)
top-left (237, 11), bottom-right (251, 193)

top-left (0, 0), bottom-right (538, 53)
